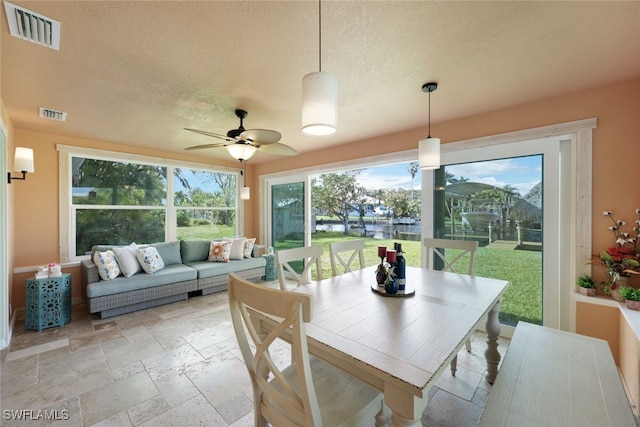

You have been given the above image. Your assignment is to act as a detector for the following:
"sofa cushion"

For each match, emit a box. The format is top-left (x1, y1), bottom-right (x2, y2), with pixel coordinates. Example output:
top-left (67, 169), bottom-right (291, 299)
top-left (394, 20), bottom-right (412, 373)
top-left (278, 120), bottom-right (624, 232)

top-left (91, 245), bottom-right (115, 261)
top-left (224, 237), bottom-right (246, 260)
top-left (208, 240), bottom-right (231, 262)
top-left (137, 246), bottom-right (165, 273)
top-left (187, 257), bottom-right (266, 279)
top-left (112, 243), bottom-right (142, 277)
top-left (244, 238), bottom-right (256, 258)
top-left (181, 239), bottom-right (211, 263)
top-left (151, 241), bottom-right (182, 266)
top-left (86, 264), bottom-right (197, 298)
top-left (93, 250), bottom-right (121, 281)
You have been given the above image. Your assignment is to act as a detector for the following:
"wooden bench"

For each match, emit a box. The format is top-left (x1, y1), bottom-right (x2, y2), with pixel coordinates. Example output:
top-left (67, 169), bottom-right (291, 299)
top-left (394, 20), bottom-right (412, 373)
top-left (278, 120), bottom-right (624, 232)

top-left (478, 322), bottom-right (637, 426)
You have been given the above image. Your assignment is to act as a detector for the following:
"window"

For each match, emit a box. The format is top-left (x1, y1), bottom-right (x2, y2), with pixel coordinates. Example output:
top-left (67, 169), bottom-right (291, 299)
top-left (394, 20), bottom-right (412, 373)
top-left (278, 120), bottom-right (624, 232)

top-left (72, 157), bottom-right (167, 256)
top-left (174, 168), bottom-right (238, 240)
top-left (59, 146), bottom-right (240, 261)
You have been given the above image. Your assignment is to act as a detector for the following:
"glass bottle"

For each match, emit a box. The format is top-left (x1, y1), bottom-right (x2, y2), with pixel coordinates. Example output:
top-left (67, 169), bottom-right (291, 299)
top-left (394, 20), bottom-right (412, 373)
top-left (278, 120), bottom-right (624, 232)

top-left (396, 243), bottom-right (406, 291)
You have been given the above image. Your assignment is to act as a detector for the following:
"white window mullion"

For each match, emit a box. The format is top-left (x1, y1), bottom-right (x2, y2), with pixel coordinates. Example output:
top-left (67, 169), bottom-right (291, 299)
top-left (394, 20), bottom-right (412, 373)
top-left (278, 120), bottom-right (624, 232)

top-left (166, 166), bottom-right (176, 242)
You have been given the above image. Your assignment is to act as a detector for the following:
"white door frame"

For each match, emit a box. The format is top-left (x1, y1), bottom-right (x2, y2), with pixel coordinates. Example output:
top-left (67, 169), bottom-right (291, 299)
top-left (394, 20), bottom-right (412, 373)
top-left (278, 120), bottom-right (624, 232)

top-left (1, 119), bottom-right (10, 349)
top-left (261, 173), bottom-right (312, 249)
top-left (421, 118), bottom-right (595, 332)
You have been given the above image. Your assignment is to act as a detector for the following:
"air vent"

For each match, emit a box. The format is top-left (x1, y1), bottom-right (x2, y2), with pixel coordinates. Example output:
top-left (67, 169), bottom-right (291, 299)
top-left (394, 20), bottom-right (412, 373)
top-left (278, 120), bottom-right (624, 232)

top-left (39, 107), bottom-right (67, 122)
top-left (3, 1), bottom-right (60, 50)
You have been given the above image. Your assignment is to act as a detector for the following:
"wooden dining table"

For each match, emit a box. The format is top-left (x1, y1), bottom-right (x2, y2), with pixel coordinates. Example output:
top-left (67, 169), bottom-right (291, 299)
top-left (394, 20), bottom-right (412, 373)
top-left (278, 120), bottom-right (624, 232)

top-left (255, 265), bottom-right (509, 426)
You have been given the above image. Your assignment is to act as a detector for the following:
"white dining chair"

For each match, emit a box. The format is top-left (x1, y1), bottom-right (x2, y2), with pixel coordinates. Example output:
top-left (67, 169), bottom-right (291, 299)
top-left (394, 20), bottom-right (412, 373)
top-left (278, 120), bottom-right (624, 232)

top-left (423, 237), bottom-right (479, 376)
top-left (275, 245), bottom-right (324, 291)
top-left (328, 239), bottom-right (366, 276)
top-left (228, 273), bottom-right (385, 427)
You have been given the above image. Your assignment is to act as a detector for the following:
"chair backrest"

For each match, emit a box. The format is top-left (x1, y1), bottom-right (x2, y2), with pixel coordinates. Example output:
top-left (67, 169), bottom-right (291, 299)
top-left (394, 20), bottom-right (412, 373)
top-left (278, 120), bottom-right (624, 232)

top-left (227, 273), bottom-right (320, 426)
top-left (423, 237), bottom-right (479, 276)
top-left (275, 245), bottom-right (324, 290)
top-left (328, 239), bottom-right (366, 276)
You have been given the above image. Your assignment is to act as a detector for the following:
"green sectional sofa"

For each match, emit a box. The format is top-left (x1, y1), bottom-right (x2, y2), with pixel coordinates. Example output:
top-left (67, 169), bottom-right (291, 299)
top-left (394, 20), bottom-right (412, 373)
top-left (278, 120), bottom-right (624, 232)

top-left (81, 239), bottom-right (266, 318)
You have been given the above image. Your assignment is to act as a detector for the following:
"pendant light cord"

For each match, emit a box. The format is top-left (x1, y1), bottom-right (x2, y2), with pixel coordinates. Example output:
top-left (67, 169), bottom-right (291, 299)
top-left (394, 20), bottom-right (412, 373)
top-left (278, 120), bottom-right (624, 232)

top-left (318, 0), bottom-right (322, 72)
top-left (428, 90), bottom-right (431, 138)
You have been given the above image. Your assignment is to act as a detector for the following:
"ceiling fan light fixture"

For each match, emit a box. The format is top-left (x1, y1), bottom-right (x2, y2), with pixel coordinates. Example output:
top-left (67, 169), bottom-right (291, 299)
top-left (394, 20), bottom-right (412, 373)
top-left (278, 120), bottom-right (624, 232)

top-left (302, 71), bottom-right (337, 136)
top-left (419, 82), bottom-right (441, 170)
top-left (226, 143), bottom-right (257, 162)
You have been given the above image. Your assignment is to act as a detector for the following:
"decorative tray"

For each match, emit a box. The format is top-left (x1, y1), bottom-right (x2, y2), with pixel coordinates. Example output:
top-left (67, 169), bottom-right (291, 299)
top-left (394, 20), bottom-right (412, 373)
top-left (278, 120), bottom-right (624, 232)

top-left (371, 284), bottom-right (415, 298)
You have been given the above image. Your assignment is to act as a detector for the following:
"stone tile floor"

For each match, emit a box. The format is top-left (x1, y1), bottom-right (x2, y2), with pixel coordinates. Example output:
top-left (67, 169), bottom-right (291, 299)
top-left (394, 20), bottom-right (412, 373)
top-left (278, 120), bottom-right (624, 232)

top-left (1, 289), bottom-right (510, 426)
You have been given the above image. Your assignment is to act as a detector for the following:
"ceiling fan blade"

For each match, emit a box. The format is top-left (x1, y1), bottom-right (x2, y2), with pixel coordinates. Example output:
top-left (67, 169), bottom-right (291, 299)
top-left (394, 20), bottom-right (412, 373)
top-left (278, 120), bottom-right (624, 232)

top-left (184, 128), bottom-right (234, 142)
top-left (184, 142), bottom-right (229, 151)
top-left (258, 142), bottom-right (298, 156)
top-left (240, 129), bottom-right (281, 145)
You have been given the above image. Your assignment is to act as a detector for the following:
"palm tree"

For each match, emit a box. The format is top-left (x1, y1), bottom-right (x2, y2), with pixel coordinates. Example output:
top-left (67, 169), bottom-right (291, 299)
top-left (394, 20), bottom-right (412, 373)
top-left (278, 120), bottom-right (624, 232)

top-left (408, 162), bottom-right (419, 200)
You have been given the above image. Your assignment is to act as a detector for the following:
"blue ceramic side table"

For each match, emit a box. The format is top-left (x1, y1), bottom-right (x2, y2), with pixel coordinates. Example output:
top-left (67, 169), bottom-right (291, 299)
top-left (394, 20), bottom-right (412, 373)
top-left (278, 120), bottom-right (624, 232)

top-left (263, 254), bottom-right (277, 281)
top-left (25, 273), bottom-right (72, 331)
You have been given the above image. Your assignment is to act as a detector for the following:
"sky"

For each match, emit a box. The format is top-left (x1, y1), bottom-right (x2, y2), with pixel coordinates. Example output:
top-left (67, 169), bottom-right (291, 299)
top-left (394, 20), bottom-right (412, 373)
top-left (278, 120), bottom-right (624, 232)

top-left (169, 155), bottom-right (543, 198)
top-left (356, 155), bottom-right (542, 196)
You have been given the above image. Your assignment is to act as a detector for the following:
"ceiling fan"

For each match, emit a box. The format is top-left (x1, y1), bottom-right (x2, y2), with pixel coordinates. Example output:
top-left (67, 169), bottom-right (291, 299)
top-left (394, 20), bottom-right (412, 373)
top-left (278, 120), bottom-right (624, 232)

top-left (184, 109), bottom-right (298, 161)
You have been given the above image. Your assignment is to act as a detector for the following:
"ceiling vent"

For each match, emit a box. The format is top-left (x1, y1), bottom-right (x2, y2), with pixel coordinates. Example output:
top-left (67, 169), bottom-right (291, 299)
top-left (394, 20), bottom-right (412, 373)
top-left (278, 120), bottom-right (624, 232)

top-left (3, 1), bottom-right (60, 50)
top-left (39, 107), bottom-right (67, 122)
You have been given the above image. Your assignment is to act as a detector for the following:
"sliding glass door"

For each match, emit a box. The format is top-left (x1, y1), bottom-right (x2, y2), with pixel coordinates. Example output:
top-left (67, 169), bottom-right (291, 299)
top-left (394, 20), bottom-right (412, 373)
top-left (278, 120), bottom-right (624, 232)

top-left (435, 155), bottom-right (543, 326)
top-left (267, 175), bottom-right (311, 251)
top-left (424, 136), bottom-right (566, 330)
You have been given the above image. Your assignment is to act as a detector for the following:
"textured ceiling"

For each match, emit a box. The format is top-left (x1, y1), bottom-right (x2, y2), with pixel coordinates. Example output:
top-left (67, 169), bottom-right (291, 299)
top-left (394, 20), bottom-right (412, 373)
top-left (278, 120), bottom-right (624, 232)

top-left (2, 1), bottom-right (639, 163)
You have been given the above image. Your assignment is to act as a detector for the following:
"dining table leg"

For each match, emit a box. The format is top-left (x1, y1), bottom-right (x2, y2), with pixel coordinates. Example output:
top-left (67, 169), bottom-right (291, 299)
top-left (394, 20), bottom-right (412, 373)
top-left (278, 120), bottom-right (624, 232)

top-left (384, 382), bottom-right (428, 427)
top-left (484, 300), bottom-right (502, 384)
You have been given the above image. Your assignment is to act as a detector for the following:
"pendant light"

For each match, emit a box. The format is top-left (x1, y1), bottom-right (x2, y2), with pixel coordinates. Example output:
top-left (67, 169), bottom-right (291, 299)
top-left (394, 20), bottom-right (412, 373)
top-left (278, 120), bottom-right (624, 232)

top-left (419, 82), bottom-right (440, 170)
top-left (301, 0), bottom-right (337, 136)
top-left (240, 160), bottom-right (250, 200)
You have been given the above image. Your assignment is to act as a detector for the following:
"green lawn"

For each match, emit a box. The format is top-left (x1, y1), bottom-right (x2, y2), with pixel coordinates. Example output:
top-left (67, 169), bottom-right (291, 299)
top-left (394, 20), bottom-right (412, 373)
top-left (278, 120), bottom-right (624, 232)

top-left (177, 224), bottom-right (235, 240)
top-left (178, 227), bottom-right (541, 326)
top-left (310, 231), bottom-right (541, 326)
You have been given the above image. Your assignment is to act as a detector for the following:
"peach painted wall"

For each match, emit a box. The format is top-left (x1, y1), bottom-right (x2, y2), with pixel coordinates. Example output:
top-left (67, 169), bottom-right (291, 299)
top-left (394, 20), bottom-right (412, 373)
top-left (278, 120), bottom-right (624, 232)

top-left (9, 130), bottom-right (250, 310)
top-left (255, 77), bottom-right (640, 287)
top-left (576, 302), bottom-right (620, 363)
top-left (619, 314), bottom-right (640, 409)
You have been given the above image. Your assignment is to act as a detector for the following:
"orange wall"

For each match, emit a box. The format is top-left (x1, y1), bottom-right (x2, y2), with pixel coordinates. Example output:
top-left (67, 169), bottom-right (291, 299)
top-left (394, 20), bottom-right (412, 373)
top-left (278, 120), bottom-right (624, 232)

top-left (576, 301), bottom-right (620, 363)
top-left (619, 313), bottom-right (640, 409)
top-left (7, 77), bottom-right (640, 312)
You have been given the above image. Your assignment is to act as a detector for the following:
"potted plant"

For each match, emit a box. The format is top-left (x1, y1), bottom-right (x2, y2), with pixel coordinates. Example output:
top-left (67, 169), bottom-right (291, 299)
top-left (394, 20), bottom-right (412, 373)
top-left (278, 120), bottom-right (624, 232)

top-left (597, 210), bottom-right (640, 301)
top-left (619, 287), bottom-right (640, 311)
top-left (576, 274), bottom-right (596, 296)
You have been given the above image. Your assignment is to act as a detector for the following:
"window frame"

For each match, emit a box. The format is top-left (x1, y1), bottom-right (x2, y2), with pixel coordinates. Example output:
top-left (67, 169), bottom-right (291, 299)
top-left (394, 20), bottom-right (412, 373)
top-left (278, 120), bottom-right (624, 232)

top-left (57, 145), bottom-right (242, 262)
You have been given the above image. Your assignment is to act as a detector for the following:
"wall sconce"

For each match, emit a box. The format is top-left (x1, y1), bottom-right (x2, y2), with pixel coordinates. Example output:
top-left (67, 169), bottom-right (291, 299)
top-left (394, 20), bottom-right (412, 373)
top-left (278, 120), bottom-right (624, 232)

top-left (7, 147), bottom-right (34, 184)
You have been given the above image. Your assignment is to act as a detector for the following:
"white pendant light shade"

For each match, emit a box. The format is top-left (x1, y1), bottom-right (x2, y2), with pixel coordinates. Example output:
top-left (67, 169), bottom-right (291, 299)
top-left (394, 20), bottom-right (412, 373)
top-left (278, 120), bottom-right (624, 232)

top-left (418, 82), bottom-right (440, 170)
top-left (14, 147), bottom-right (34, 172)
top-left (301, 71), bottom-right (337, 136)
top-left (226, 144), bottom-right (257, 162)
top-left (419, 137), bottom-right (440, 170)
top-left (240, 186), bottom-right (250, 200)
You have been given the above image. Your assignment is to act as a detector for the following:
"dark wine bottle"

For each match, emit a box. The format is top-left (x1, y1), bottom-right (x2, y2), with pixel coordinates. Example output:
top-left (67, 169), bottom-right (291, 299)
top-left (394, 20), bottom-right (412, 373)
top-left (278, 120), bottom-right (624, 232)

top-left (396, 243), bottom-right (406, 291)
